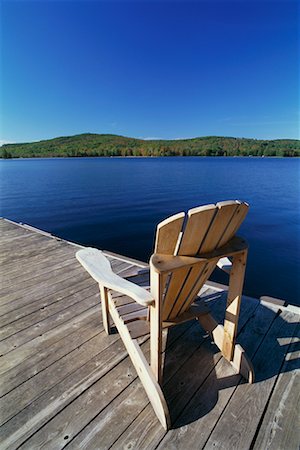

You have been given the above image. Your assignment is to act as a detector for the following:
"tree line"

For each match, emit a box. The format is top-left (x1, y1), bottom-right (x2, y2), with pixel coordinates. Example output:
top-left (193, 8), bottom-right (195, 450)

top-left (1, 133), bottom-right (299, 158)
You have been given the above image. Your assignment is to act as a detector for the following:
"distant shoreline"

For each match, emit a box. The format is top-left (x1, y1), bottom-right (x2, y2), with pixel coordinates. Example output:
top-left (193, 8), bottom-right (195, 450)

top-left (1, 133), bottom-right (299, 158)
top-left (1, 155), bottom-right (299, 161)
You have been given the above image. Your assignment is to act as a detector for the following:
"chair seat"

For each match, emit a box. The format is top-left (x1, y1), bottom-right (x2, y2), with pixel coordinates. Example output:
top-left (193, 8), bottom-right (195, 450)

top-left (109, 290), bottom-right (150, 338)
top-left (109, 289), bottom-right (211, 340)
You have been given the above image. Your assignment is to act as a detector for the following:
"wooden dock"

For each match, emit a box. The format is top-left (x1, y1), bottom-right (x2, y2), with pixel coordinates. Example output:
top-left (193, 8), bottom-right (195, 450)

top-left (0, 218), bottom-right (299, 450)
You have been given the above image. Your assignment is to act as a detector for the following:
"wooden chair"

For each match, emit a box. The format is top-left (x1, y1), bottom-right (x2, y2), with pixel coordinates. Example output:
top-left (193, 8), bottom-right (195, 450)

top-left (76, 200), bottom-right (254, 430)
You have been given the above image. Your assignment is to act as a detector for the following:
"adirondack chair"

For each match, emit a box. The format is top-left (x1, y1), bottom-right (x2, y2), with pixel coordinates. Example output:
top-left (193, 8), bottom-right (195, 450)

top-left (76, 200), bottom-right (254, 430)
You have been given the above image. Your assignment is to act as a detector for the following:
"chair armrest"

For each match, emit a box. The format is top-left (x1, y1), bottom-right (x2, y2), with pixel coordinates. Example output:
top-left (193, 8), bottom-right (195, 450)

top-left (76, 248), bottom-right (154, 307)
top-left (150, 254), bottom-right (206, 274)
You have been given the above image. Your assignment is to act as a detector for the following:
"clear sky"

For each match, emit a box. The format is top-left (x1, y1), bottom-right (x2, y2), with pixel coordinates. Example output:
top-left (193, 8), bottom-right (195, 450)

top-left (1, 0), bottom-right (299, 143)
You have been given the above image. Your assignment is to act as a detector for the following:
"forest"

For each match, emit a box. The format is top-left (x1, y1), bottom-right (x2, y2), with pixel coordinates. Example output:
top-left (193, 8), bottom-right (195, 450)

top-left (1, 133), bottom-right (299, 158)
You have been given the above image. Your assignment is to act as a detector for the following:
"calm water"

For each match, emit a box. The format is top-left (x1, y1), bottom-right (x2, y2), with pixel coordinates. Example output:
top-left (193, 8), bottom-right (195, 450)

top-left (1, 157), bottom-right (299, 305)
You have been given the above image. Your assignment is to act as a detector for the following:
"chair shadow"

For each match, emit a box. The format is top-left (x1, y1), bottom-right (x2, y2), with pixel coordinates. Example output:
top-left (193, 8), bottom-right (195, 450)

top-left (160, 291), bottom-right (300, 429)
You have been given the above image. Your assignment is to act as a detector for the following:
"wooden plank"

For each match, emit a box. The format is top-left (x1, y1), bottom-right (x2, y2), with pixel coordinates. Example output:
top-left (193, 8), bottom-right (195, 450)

top-left (0, 258), bottom-right (80, 297)
top-left (109, 259), bottom-right (131, 273)
top-left (0, 305), bottom-right (101, 377)
top-left (0, 231), bottom-right (37, 247)
top-left (154, 212), bottom-right (185, 255)
top-left (120, 308), bottom-right (148, 324)
top-left (67, 321), bottom-right (206, 449)
top-left (252, 324), bottom-right (300, 450)
top-left (0, 330), bottom-right (120, 426)
top-left (0, 308), bottom-right (101, 373)
top-left (155, 299), bottom-right (276, 450)
top-left (0, 316), bottom-right (102, 397)
top-left (0, 270), bottom-right (90, 316)
top-left (1, 248), bottom-right (77, 287)
top-left (103, 250), bottom-right (149, 268)
top-left (117, 302), bottom-right (146, 317)
top-left (111, 295), bottom-right (259, 450)
top-left (199, 201), bottom-right (239, 253)
top-left (0, 284), bottom-right (99, 341)
top-left (222, 250), bottom-right (247, 360)
top-left (67, 378), bottom-right (148, 450)
top-left (0, 333), bottom-right (134, 450)
top-left (0, 293), bottom-right (99, 355)
top-left (115, 263), bottom-right (138, 275)
top-left (15, 314), bottom-right (193, 449)
top-left (113, 294), bottom-right (136, 307)
top-left (177, 261), bottom-right (216, 316)
top-left (217, 202), bottom-right (249, 248)
top-left (167, 264), bottom-right (206, 319)
top-left (162, 266), bottom-right (193, 320)
top-left (0, 237), bottom-right (66, 265)
top-left (0, 278), bottom-right (96, 328)
top-left (0, 224), bottom-right (34, 237)
top-left (177, 204), bottom-right (216, 256)
top-left (0, 245), bottom-right (76, 278)
top-left (0, 227), bottom-right (52, 245)
top-left (202, 308), bottom-right (299, 450)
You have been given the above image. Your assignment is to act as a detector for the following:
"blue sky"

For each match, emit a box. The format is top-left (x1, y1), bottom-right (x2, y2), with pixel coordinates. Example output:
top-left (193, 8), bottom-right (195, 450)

top-left (1, 0), bottom-right (299, 143)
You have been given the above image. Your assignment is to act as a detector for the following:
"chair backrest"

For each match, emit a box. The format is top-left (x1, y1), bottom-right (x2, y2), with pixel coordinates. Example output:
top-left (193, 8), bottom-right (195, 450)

top-left (153, 200), bottom-right (249, 320)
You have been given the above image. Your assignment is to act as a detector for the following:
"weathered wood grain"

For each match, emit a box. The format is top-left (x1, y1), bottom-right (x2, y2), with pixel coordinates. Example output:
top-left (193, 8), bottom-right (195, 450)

top-left (0, 306), bottom-right (100, 374)
top-left (203, 308), bottom-right (299, 450)
top-left (1, 249), bottom-right (77, 288)
top-left (0, 218), bottom-right (299, 450)
top-left (0, 245), bottom-right (75, 278)
top-left (0, 270), bottom-right (91, 316)
top-left (0, 258), bottom-right (81, 297)
top-left (0, 278), bottom-right (97, 328)
top-left (0, 315), bottom-right (102, 397)
top-left (0, 285), bottom-right (98, 341)
top-left (0, 293), bottom-right (99, 355)
top-left (0, 264), bottom-right (87, 306)
top-left (0, 336), bottom-right (131, 449)
top-left (252, 323), bottom-right (300, 450)
top-left (16, 319), bottom-right (192, 449)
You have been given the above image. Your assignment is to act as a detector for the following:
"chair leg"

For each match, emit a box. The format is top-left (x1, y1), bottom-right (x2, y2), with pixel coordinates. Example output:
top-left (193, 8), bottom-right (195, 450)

top-left (197, 313), bottom-right (254, 383)
top-left (108, 298), bottom-right (171, 430)
top-left (99, 285), bottom-right (111, 334)
top-left (150, 304), bottom-right (163, 384)
top-left (150, 269), bottom-right (165, 384)
top-left (222, 250), bottom-right (247, 361)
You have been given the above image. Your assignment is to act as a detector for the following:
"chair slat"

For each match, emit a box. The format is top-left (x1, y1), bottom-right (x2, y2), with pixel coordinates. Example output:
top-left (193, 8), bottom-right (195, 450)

top-left (162, 266), bottom-right (191, 320)
top-left (199, 201), bottom-right (239, 253)
top-left (155, 212), bottom-right (185, 255)
top-left (177, 204), bottom-right (216, 256)
top-left (167, 264), bottom-right (206, 320)
top-left (117, 302), bottom-right (145, 317)
top-left (178, 261), bottom-right (216, 315)
top-left (216, 202), bottom-right (249, 248)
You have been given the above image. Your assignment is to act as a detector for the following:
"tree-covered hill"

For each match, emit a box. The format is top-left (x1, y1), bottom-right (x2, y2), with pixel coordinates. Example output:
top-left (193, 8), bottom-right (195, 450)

top-left (1, 133), bottom-right (299, 158)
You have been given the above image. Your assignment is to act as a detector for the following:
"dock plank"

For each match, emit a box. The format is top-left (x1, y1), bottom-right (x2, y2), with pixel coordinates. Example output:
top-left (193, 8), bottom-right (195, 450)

top-left (0, 293), bottom-right (99, 355)
top-left (252, 324), bottom-right (300, 450)
top-left (0, 278), bottom-right (97, 328)
top-left (203, 307), bottom-right (299, 450)
top-left (0, 218), bottom-right (299, 450)
top-left (0, 315), bottom-right (102, 397)
top-left (0, 306), bottom-right (100, 374)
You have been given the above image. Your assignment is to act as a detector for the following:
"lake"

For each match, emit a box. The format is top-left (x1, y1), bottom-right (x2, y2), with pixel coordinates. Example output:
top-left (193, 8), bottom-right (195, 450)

top-left (1, 157), bottom-right (299, 305)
